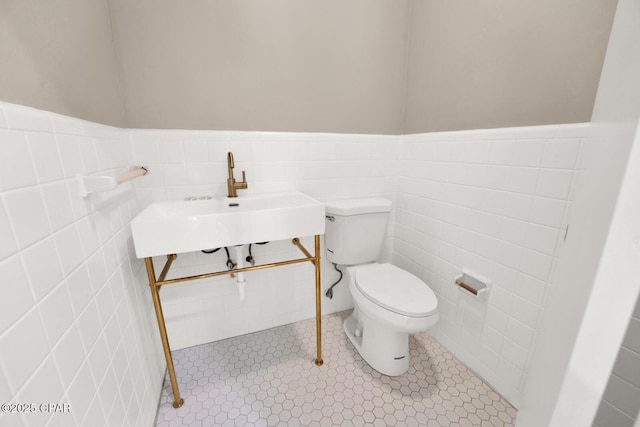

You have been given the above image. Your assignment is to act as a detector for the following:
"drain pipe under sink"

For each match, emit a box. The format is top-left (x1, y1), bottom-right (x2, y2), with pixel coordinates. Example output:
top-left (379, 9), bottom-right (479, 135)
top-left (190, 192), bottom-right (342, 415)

top-left (234, 245), bottom-right (246, 300)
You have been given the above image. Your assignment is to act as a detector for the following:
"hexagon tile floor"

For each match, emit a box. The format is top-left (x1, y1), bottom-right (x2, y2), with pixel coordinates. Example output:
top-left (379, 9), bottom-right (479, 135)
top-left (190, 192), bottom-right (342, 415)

top-left (155, 310), bottom-right (517, 426)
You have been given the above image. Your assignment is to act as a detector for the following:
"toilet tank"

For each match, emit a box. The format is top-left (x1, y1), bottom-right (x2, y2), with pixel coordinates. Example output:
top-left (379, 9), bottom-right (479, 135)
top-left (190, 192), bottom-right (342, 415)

top-left (324, 198), bottom-right (392, 265)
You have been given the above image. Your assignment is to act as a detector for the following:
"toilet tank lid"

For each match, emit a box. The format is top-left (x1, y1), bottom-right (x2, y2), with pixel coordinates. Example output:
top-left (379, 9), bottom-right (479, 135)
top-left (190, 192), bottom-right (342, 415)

top-left (325, 198), bottom-right (392, 216)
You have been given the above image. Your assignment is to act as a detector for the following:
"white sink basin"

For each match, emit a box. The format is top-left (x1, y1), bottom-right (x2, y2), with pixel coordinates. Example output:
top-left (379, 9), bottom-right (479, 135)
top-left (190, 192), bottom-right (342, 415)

top-left (131, 192), bottom-right (326, 258)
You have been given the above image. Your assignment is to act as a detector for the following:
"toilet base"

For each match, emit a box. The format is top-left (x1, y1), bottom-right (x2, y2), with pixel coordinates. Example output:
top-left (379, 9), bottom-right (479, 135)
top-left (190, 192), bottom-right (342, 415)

top-left (344, 311), bottom-right (410, 376)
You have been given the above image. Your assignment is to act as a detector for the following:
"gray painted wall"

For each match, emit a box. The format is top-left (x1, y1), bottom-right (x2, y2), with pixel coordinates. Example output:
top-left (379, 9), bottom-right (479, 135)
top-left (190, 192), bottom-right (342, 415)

top-left (0, 0), bottom-right (126, 127)
top-left (403, 0), bottom-right (618, 133)
top-left (0, 0), bottom-right (618, 133)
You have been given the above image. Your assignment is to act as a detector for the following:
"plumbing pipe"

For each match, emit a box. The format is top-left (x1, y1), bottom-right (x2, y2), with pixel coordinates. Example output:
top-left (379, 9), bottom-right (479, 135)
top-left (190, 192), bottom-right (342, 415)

top-left (234, 245), bottom-right (246, 300)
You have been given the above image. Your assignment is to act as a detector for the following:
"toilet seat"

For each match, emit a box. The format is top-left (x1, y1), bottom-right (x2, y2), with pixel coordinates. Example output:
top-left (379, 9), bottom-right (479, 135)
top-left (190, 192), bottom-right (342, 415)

top-left (355, 263), bottom-right (438, 318)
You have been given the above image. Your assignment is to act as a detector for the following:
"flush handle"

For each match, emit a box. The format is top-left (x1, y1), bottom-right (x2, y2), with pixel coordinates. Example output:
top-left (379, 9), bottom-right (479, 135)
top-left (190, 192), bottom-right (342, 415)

top-left (325, 215), bottom-right (335, 222)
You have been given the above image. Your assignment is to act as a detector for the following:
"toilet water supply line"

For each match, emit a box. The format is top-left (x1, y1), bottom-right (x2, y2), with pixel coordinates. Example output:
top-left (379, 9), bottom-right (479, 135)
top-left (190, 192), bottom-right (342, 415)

top-left (325, 263), bottom-right (343, 299)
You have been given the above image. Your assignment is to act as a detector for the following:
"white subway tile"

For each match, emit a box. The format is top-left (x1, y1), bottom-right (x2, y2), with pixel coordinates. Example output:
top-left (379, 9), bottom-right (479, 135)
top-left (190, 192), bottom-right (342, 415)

top-left (622, 317), bottom-right (640, 354)
top-left (3, 105), bottom-right (52, 132)
top-left (0, 365), bottom-right (10, 406)
top-left (53, 224), bottom-right (85, 276)
top-left (15, 356), bottom-right (62, 427)
top-left (78, 139), bottom-right (100, 174)
top-left (160, 141), bottom-right (186, 164)
top-left (50, 113), bottom-right (85, 136)
top-left (66, 265), bottom-right (93, 316)
top-left (501, 339), bottom-right (529, 371)
top-left (76, 301), bottom-right (103, 352)
top-left (86, 251), bottom-right (108, 293)
top-left (21, 236), bottom-right (64, 302)
top-left (542, 139), bottom-right (581, 169)
top-left (490, 139), bottom-right (545, 167)
top-left (536, 169), bottom-right (574, 199)
top-left (0, 130), bottom-right (38, 191)
top-left (519, 249), bottom-right (553, 281)
top-left (509, 296), bottom-right (541, 329)
top-left (0, 308), bottom-right (50, 394)
top-left (27, 132), bottom-right (64, 183)
top-left (37, 282), bottom-right (74, 345)
top-left (0, 198), bottom-right (18, 261)
top-left (505, 318), bottom-right (535, 350)
top-left (56, 135), bottom-right (84, 178)
top-left (514, 273), bottom-right (548, 306)
top-left (41, 181), bottom-right (75, 232)
top-left (524, 223), bottom-right (560, 255)
top-left (0, 255), bottom-right (34, 334)
top-left (502, 192), bottom-right (534, 222)
top-left (603, 374), bottom-right (640, 418)
top-left (529, 196), bottom-right (566, 228)
top-left (4, 187), bottom-right (51, 249)
top-left (66, 362), bottom-right (97, 425)
top-left (87, 335), bottom-right (111, 386)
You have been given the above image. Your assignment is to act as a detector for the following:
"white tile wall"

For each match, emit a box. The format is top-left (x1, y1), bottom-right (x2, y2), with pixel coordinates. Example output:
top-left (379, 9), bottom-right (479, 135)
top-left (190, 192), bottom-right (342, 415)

top-left (0, 103), bottom-right (164, 427)
top-left (594, 296), bottom-right (640, 427)
top-left (394, 124), bottom-right (588, 406)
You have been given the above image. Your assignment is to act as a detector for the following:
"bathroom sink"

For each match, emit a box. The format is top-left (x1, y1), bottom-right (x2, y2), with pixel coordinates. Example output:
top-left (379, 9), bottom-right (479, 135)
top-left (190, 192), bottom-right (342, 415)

top-left (131, 192), bottom-right (326, 258)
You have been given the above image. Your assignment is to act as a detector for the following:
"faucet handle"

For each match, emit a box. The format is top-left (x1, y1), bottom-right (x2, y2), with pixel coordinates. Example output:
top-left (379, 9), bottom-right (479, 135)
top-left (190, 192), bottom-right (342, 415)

top-left (241, 170), bottom-right (246, 182)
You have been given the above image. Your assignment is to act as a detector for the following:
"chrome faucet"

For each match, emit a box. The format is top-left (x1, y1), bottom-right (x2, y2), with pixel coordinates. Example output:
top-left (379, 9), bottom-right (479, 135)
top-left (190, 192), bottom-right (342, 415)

top-left (226, 152), bottom-right (248, 198)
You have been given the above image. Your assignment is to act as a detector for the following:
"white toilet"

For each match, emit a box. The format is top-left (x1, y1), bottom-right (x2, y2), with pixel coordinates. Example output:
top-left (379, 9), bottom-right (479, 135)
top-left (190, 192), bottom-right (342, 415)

top-left (325, 198), bottom-right (439, 376)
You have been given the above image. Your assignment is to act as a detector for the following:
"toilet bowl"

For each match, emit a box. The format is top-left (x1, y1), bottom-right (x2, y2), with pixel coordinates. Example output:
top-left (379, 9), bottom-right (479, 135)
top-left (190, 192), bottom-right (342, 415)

top-left (324, 197), bottom-right (439, 377)
top-left (343, 263), bottom-right (438, 376)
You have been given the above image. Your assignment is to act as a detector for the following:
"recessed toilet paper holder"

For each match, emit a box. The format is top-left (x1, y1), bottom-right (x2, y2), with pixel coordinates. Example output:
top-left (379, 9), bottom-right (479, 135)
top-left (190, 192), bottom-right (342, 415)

top-left (454, 269), bottom-right (491, 300)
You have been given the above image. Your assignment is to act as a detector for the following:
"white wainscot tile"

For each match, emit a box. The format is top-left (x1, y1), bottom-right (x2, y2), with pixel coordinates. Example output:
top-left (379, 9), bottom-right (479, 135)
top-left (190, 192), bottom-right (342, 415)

top-left (38, 282), bottom-right (75, 345)
top-left (3, 105), bottom-right (52, 132)
top-left (56, 134), bottom-right (84, 178)
top-left (0, 255), bottom-right (34, 334)
top-left (542, 139), bottom-right (581, 169)
top-left (66, 362), bottom-right (97, 425)
top-left (502, 192), bottom-right (534, 221)
top-left (53, 224), bottom-right (85, 276)
top-left (77, 138), bottom-right (99, 174)
top-left (41, 181), bottom-right (74, 232)
top-left (499, 217), bottom-right (529, 248)
top-left (4, 187), bottom-right (51, 249)
top-left (536, 169), bottom-right (574, 199)
top-left (0, 308), bottom-right (50, 394)
top-left (505, 318), bottom-right (535, 350)
top-left (490, 139), bottom-right (545, 167)
top-left (21, 236), bottom-right (64, 302)
top-left (0, 365), bottom-right (10, 406)
top-left (76, 301), bottom-right (103, 352)
top-left (0, 130), bottom-right (38, 191)
top-left (508, 296), bottom-right (541, 329)
top-left (0, 198), bottom-right (18, 261)
top-left (514, 273), bottom-right (548, 306)
top-left (75, 216), bottom-right (100, 257)
top-left (489, 286), bottom-right (514, 314)
top-left (519, 249), bottom-right (553, 281)
top-left (15, 356), bottom-right (64, 427)
top-left (524, 223), bottom-right (560, 255)
top-left (159, 141), bottom-right (186, 164)
top-left (65, 265), bottom-right (93, 318)
top-left (486, 166), bottom-right (539, 194)
top-left (480, 326), bottom-right (505, 355)
top-left (529, 196), bottom-right (566, 228)
top-left (501, 339), bottom-right (529, 371)
top-left (27, 132), bottom-right (64, 183)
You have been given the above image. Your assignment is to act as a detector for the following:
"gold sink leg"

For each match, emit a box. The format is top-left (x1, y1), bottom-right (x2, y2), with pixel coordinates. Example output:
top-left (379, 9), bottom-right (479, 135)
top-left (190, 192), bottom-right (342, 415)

top-left (314, 234), bottom-right (323, 366)
top-left (145, 257), bottom-right (184, 408)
